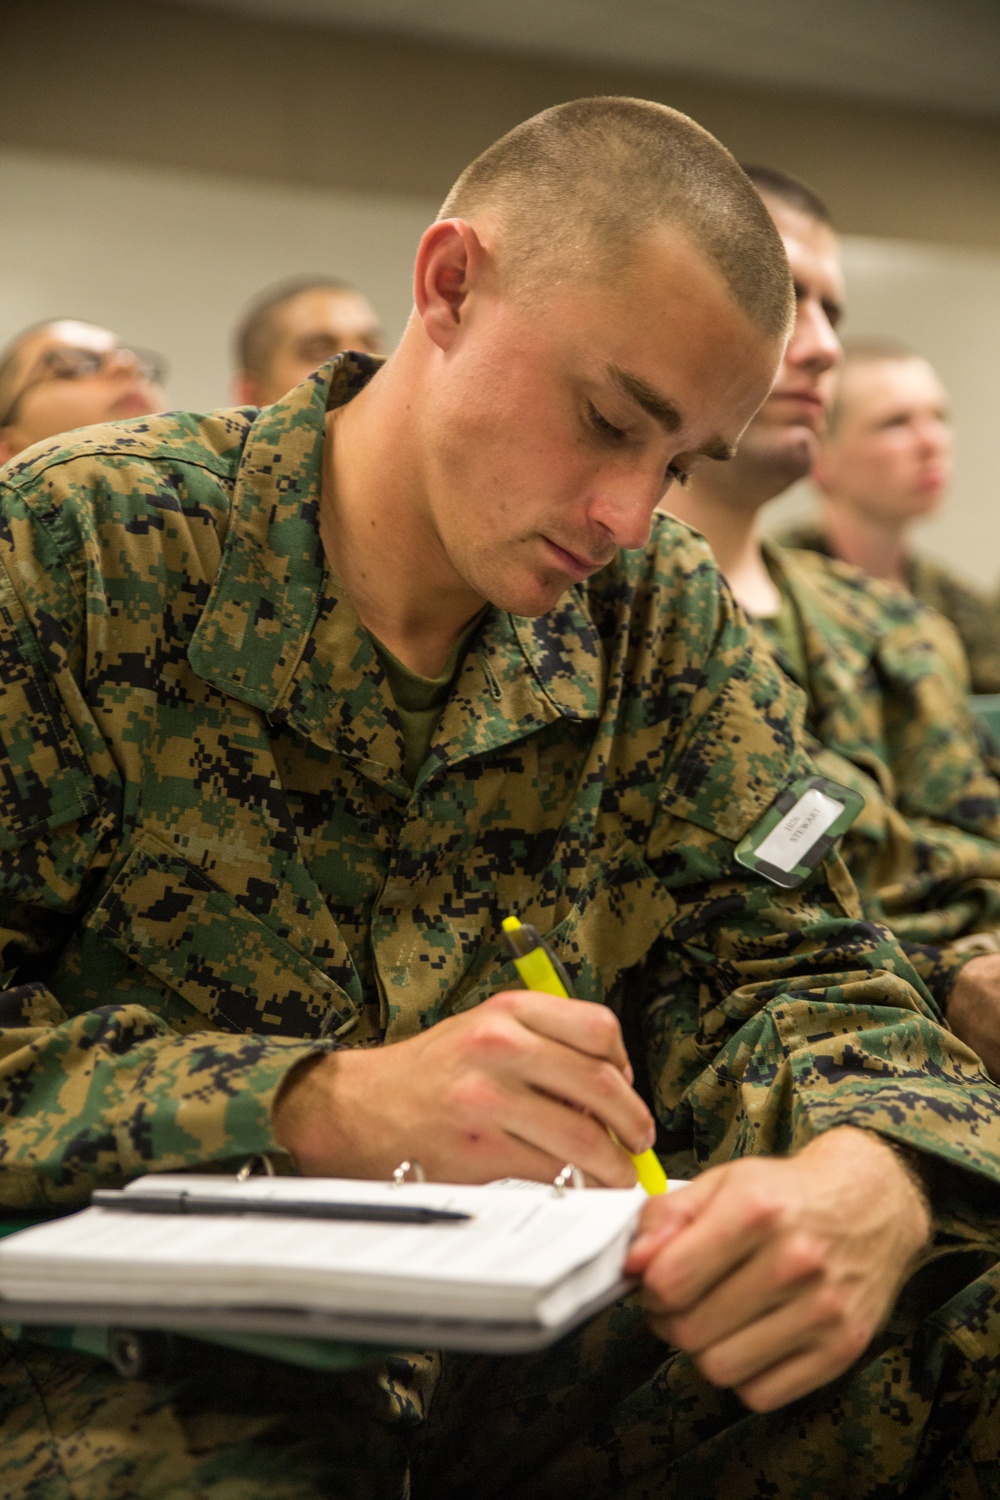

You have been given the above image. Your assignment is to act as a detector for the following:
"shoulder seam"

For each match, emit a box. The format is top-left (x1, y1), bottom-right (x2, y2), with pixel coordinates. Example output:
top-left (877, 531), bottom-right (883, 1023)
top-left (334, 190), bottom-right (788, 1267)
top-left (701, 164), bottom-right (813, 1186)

top-left (1, 446), bottom-right (236, 493)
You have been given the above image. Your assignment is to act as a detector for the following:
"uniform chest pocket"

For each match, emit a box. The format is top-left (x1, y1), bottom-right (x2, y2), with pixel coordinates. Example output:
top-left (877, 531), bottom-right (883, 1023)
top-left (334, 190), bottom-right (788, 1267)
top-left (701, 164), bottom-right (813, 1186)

top-left (0, 567), bottom-right (97, 850)
top-left (537, 848), bottom-right (677, 1005)
top-left (86, 832), bottom-right (359, 1039)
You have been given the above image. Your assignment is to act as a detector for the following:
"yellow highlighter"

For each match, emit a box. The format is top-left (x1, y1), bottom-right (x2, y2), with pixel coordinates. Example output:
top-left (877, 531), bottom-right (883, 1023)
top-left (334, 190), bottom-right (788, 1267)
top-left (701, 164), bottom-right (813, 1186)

top-left (501, 915), bottom-right (668, 1196)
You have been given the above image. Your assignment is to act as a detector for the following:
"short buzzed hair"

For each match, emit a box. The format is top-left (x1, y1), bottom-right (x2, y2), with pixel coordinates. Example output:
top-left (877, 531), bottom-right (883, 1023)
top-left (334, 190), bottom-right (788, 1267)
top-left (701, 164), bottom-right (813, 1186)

top-left (439, 97), bottom-right (794, 342)
top-left (235, 275), bottom-right (358, 377)
top-left (829, 338), bottom-right (929, 433)
top-left (741, 164), bottom-right (832, 226)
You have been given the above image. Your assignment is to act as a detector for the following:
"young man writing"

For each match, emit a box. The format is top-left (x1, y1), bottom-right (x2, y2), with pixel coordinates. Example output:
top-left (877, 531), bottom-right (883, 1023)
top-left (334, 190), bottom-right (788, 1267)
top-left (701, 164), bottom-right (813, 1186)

top-left (1, 103), bottom-right (998, 1498)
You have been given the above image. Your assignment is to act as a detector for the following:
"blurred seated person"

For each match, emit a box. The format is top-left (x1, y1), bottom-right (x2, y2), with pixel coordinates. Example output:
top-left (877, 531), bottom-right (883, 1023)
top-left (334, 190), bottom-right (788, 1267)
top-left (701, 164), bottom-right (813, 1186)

top-left (0, 318), bottom-right (167, 466)
top-left (781, 339), bottom-right (1000, 693)
top-left (668, 165), bottom-right (1000, 1077)
top-left (233, 275), bottom-right (384, 407)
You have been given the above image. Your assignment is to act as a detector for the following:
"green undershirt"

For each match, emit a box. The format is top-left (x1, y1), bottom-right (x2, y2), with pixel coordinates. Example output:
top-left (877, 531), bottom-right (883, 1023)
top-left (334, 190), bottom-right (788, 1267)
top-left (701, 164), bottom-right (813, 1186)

top-left (758, 565), bottom-right (810, 690)
top-left (371, 613), bottom-right (486, 786)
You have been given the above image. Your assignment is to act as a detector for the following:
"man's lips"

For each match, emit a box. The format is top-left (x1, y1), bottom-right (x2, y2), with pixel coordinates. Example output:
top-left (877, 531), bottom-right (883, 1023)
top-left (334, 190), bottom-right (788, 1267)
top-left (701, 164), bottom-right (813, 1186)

top-left (770, 388), bottom-right (826, 412)
top-left (542, 537), bottom-right (612, 581)
top-left (111, 390), bottom-right (156, 417)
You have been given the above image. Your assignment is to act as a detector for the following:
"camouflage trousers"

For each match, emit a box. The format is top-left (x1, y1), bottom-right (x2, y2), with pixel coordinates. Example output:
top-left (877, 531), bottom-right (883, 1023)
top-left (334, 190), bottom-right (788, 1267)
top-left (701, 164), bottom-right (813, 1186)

top-left (2, 1251), bottom-right (999, 1500)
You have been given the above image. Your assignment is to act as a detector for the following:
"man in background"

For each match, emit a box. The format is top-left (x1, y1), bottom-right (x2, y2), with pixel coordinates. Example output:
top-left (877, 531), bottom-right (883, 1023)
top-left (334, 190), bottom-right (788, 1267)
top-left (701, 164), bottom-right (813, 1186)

top-left (233, 274), bottom-right (384, 407)
top-left (783, 340), bottom-right (1000, 692)
top-left (0, 318), bottom-right (167, 465)
top-left (668, 164), bottom-right (1000, 1077)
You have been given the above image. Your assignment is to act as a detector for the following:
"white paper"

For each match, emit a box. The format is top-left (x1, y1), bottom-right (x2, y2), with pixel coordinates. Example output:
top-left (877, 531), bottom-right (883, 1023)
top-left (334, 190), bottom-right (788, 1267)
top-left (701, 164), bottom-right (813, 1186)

top-left (0, 1175), bottom-right (654, 1327)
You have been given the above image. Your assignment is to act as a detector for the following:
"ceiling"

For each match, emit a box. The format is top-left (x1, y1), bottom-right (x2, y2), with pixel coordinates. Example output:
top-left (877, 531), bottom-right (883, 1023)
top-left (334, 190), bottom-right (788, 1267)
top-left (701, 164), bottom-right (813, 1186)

top-left (166, 0), bottom-right (1000, 119)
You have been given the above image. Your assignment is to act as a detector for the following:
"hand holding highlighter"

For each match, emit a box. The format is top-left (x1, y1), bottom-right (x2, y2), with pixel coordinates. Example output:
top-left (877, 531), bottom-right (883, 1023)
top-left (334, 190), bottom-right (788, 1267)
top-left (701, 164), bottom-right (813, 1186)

top-left (502, 915), bottom-right (668, 1196)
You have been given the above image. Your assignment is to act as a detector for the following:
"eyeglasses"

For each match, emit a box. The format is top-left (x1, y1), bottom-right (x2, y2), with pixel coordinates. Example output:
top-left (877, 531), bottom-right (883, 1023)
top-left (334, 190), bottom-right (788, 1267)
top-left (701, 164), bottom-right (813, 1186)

top-left (0, 344), bottom-right (169, 428)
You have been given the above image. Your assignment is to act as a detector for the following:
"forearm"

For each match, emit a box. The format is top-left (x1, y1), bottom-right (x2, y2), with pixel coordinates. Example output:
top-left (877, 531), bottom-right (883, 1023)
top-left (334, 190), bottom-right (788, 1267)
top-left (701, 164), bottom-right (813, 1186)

top-left (0, 979), bottom-right (330, 1211)
top-left (797, 1124), bottom-right (931, 1246)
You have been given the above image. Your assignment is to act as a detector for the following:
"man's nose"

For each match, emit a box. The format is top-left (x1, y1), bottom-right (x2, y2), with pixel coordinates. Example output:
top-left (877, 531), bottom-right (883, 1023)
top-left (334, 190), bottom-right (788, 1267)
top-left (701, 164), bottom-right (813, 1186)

top-left (919, 417), bottom-right (951, 457)
top-left (790, 300), bottom-right (840, 376)
top-left (588, 477), bottom-right (659, 552)
top-left (108, 347), bottom-right (143, 380)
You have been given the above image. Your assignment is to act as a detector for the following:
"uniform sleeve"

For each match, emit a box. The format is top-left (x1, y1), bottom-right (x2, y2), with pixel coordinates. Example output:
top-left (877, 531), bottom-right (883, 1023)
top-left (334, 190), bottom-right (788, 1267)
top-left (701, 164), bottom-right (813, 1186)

top-left (768, 584), bottom-right (1000, 1009)
top-left (639, 589), bottom-right (1000, 1192)
top-left (877, 605), bottom-right (1000, 839)
top-left (0, 492), bottom-right (325, 1212)
top-left (863, 607), bottom-right (1000, 997)
top-left (915, 562), bottom-right (1000, 697)
top-left (806, 737), bottom-right (1000, 1009)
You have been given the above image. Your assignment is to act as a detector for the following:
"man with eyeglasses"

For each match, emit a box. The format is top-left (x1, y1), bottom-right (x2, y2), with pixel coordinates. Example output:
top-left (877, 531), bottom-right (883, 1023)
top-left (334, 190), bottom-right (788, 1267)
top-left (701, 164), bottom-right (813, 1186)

top-left (0, 318), bottom-right (167, 465)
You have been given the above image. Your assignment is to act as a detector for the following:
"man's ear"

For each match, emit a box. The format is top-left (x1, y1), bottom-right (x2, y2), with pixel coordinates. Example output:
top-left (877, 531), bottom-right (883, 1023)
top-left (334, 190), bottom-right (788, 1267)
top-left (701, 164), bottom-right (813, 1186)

top-left (413, 219), bottom-right (487, 351)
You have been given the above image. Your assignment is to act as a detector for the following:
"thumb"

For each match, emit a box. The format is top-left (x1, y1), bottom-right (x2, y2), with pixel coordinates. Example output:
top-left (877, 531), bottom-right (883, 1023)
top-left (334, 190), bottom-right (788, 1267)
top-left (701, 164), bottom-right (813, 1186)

top-left (624, 1168), bottom-right (723, 1272)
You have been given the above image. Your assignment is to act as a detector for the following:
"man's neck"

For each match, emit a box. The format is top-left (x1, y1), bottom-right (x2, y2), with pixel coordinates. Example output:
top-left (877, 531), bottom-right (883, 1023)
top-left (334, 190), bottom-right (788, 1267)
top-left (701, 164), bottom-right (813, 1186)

top-left (670, 461), bottom-right (781, 619)
top-left (320, 354), bottom-right (485, 678)
top-left (818, 497), bottom-right (910, 584)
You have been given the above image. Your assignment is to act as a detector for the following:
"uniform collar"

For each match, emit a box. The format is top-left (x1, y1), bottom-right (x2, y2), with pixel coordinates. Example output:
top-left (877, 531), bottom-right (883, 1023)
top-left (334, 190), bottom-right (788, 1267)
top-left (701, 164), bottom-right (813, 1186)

top-left (189, 351), bottom-right (379, 708)
top-left (190, 353), bottom-right (605, 775)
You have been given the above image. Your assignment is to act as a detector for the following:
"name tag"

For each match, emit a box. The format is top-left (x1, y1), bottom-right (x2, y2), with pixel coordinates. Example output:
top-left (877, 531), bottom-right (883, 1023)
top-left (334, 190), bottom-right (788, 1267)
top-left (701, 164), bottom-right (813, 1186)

top-left (735, 775), bottom-right (863, 889)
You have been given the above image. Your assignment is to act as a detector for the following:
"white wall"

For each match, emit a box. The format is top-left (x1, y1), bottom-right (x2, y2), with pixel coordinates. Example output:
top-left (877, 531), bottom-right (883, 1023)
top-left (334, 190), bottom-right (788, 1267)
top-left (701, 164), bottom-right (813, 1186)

top-left (0, 146), bottom-right (438, 412)
top-left (2, 146), bottom-right (999, 587)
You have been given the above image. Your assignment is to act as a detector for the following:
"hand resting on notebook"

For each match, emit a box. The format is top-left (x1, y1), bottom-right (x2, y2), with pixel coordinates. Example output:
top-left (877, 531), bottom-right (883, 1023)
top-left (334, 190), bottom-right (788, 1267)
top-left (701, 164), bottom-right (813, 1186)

top-left (626, 1124), bottom-right (930, 1413)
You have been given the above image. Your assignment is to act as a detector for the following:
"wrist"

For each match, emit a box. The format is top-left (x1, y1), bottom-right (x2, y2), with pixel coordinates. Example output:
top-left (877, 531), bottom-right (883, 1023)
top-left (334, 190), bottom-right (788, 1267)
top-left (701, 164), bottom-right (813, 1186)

top-left (272, 1050), bottom-right (344, 1174)
top-left (802, 1126), bottom-right (931, 1253)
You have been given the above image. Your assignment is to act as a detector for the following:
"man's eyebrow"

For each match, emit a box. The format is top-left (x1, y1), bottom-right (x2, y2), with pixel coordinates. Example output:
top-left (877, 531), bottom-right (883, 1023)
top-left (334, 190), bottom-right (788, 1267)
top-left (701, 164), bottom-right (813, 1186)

top-left (608, 365), bottom-right (682, 433)
top-left (699, 436), bottom-right (737, 462)
top-left (607, 365), bottom-right (735, 462)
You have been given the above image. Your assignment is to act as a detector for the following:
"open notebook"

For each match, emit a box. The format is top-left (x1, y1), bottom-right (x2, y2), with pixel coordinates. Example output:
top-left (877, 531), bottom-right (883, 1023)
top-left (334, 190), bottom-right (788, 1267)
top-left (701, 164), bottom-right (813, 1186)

top-left (0, 1174), bottom-right (685, 1353)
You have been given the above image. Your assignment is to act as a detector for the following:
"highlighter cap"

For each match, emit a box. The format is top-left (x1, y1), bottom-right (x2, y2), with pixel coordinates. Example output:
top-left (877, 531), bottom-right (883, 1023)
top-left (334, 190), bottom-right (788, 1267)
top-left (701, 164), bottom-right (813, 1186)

top-left (502, 917), bottom-right (542, 961)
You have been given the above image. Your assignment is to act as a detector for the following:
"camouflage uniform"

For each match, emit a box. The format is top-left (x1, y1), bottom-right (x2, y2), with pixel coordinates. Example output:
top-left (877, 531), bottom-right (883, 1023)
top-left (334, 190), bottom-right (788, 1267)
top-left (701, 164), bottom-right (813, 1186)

top-left (759, 541), bottom-right (1000, 1009)
top-left (2, 354), bottom-right (1000, 1498)
top-left (781, 520), bottom-right (1000, 695)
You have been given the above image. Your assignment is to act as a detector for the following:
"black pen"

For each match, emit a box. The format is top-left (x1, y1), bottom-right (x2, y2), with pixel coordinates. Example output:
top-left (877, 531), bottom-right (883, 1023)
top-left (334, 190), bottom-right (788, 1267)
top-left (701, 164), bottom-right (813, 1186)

top-left (90, 1189), bottom-right (471, 1224)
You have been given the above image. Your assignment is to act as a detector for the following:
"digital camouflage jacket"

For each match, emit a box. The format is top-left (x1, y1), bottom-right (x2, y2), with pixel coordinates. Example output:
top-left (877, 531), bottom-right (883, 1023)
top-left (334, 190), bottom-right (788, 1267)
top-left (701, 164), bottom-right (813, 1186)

top-left (780, 519), bottom-right (1000, 695)
top-left (759, 541), bottom-right (1000, 1007)
top-left (1, 355), bottom-right (999, 1221)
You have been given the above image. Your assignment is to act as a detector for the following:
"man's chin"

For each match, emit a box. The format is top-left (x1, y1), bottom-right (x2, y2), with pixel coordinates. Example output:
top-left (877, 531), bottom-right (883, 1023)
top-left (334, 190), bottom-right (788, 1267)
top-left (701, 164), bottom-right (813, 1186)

top-left (744, 423), bottom-right (817, 497)
top-left (482, 576), bottom-right (575, 620)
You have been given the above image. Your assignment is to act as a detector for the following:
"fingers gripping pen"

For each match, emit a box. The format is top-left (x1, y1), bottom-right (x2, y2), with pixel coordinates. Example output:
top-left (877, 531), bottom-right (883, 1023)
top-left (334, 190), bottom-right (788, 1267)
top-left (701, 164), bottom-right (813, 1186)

top-left (502, 916), bottom-right (668, 1196)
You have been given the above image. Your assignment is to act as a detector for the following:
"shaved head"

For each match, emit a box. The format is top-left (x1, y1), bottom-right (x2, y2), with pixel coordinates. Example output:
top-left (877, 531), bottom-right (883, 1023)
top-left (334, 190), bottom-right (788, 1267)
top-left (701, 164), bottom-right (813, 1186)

top-left (740, 163), bottom-right (832, 227)
top-left (438, 97), bottom-right (794, 344)
top-left (828, 339), bottom-right (926, 434)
